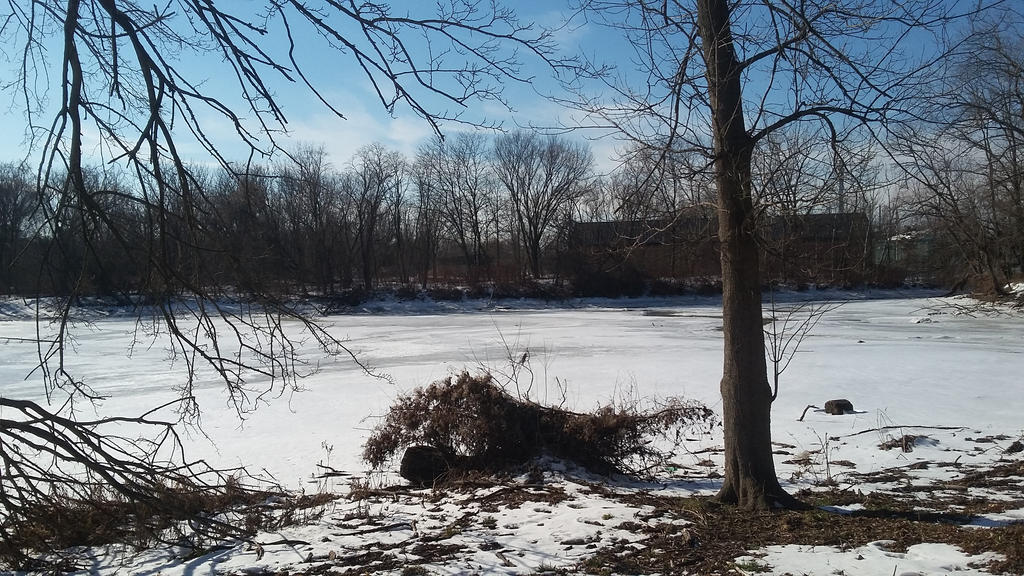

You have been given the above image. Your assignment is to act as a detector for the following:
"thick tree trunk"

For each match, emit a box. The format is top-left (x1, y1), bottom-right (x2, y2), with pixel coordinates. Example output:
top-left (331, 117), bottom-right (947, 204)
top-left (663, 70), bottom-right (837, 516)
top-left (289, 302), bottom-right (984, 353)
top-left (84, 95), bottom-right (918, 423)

top-left (529, 239), bottom-right (542, 278)
top-left (697, 0), bottom-right (797, 510)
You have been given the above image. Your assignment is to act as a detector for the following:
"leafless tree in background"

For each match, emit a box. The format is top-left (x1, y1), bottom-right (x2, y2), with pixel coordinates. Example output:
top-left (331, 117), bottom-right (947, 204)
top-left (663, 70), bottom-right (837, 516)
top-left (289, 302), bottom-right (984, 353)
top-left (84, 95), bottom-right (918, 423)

top-left (904, 16), bottom-right (1024, 293)
top-left (439, 134), bottom-right (497, 280)
top-left (611, 144), bottom-right (712, 222)
top-left (493, 131), bottom-right (593, 278)
top-left (276, 145), bottom-right (342, 294)
top-left (350, 143), bottom-right (405, 291)
top-left (0, 163), bottom-right (38, 292)
top-left (411, 148), bottom-right (443, 289)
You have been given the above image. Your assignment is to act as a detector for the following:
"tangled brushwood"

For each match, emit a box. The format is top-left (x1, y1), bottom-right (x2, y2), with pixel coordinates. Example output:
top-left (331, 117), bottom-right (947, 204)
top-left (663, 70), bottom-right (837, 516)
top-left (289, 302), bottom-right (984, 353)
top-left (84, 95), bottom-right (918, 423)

top-left (363, 372), bottom-right (718, 479)
top-left (0, 398), bottom-right (278, 571)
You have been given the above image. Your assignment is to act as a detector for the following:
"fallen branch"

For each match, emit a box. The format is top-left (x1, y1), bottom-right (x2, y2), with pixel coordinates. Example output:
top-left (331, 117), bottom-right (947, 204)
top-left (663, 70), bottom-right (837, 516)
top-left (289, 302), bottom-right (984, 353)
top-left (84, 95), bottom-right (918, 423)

top-left (315, 464), bottom-right (350, 478)
top-left (335, 522), bottom-right (412, 536)
top-left (833, 425), bottom-right (967, 439)
top-left (798, 404), bottom-right (819, 421)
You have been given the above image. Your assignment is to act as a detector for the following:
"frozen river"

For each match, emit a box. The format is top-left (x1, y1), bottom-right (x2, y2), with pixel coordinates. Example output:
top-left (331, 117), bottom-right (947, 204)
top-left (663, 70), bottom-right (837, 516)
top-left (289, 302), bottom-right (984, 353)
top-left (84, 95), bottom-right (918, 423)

top-left (2, 293), bottom-right (1022, 487)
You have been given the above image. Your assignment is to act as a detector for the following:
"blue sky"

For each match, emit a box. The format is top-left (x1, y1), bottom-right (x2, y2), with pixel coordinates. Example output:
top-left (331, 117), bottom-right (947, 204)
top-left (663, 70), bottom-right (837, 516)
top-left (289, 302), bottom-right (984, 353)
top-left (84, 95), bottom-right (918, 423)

top-left (0, 0), bottom-right (984, 176)
top-left (0, 0), bottom-right (630, 173)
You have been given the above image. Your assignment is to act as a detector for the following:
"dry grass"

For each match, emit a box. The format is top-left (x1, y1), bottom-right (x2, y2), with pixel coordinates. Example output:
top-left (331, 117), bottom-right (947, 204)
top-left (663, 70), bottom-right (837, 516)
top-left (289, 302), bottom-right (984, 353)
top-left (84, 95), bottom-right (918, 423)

top-left (1, 479), bottom-right (287, 571)
top-left (576, 492), bottom-right (1023, 575)
top-left (223, 456), bottom-right (1024, 576)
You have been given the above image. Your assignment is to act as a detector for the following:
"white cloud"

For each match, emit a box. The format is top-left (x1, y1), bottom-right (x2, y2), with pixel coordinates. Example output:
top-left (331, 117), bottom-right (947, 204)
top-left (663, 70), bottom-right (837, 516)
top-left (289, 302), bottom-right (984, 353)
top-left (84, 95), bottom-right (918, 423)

top-left (269, 91), bottom-right (436, 164)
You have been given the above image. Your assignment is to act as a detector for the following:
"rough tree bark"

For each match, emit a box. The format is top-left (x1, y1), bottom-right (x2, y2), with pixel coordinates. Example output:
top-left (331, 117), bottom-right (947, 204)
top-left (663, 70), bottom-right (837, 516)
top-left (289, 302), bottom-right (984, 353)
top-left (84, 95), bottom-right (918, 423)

top-left (696, 0), bottom-right (796, 510)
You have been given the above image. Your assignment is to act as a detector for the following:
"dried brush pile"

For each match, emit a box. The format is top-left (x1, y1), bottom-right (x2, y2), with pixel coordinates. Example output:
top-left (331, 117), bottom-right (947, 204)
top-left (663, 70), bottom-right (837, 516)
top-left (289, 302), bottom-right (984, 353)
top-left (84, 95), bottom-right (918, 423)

top-left (0, 479), bottom-right (273, 572)
top-left (0, 397), bottom-right (283, 571)
top-left (363, 372), bottom-right (718, 479)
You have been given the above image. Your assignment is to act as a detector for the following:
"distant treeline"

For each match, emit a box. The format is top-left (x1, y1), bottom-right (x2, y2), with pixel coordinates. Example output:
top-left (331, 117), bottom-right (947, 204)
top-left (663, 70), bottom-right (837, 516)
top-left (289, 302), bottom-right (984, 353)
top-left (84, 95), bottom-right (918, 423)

top-left (0, 129), bottom-right (1019, 301)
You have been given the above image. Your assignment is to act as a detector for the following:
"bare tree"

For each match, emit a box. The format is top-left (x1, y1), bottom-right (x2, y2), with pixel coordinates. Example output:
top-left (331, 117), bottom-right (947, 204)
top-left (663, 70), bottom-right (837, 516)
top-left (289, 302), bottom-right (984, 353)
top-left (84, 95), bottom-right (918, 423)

top-left (411, 149), bottom-right (443, 289)
top-left (905, 18), bottom-right (1024, 293)
top-left (611, 144), bottom-right (711, 222)
top-left (764, 294), bottom-right (844, 405)
top-left (349, 143), bottom-right (402, 290)
top-left (275, 145), bottom-right (343, 294)
top-left (1, 0), bottom-right (560, 564)
top-left (206, 166), bottom-right (289, 291)
top-left (385, 152), bottom-right (412, 285)
top-left (568, 0), bottom-right (985, 508)
top-left (422, 133), bottom-right (496, 281)
top-left (754, 128), bottom-right (842, 217)
top-left (493, 131), bottom-right (593, 278)
top-left (576, 176), bottom-right (616, 223)
top-left (751, 129), bottom-right (881, 284)
top-left (0, 163), bottom-right (38, 293)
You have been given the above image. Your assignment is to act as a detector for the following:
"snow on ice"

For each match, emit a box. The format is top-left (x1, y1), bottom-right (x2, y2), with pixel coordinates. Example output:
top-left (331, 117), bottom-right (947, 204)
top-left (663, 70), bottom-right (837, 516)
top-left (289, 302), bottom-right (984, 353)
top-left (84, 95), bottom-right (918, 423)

top-left (1, 291), bottom-right (1022, 574)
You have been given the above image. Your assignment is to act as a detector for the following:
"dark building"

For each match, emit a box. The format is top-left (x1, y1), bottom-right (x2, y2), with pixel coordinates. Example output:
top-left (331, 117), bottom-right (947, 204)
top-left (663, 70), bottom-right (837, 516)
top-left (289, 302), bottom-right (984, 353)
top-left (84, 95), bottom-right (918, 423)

top-left (569, 211), bottom-right (871, 285)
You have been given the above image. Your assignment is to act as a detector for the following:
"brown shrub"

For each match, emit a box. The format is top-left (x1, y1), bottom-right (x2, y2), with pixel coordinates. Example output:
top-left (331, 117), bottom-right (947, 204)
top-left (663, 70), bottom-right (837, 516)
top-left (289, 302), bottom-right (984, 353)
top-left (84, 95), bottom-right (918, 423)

top-left (0, 479), bottom-right (272, 571)
top-left (363, 372), bottom-right (717, 479)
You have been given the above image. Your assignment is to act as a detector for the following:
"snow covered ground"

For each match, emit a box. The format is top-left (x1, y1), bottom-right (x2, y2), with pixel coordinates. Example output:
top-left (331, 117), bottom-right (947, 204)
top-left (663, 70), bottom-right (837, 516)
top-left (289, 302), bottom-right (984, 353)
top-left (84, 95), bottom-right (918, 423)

top-left (2, 291), bottom-right (1023, 575)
